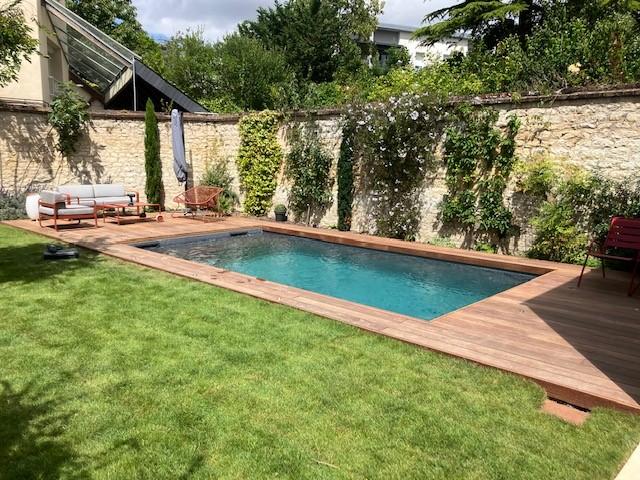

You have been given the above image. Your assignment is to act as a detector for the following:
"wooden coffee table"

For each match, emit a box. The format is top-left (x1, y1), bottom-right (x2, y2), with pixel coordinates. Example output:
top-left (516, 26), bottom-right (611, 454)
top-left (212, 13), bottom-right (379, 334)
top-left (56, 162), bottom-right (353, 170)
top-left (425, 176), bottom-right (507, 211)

top-left (103, 202), bottom-right (162, 225)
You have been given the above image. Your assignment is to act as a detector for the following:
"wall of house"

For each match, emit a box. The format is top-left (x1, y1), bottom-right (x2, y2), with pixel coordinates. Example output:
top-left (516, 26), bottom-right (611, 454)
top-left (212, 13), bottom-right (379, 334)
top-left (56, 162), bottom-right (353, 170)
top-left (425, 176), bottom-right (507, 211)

top-left (0, 0), bottom-right (68, 105)
top-left (1, 89), bottom-right (639, 253)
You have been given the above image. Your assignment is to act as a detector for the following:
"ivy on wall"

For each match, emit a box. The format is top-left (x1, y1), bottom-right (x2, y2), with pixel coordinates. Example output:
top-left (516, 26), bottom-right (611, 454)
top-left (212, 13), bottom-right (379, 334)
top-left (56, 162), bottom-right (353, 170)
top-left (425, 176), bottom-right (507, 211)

top-left (349, 94), bottom-right (447, 241)
top-left (441, 105), bottom-right (520, 246)
top-left (337, 119), bottom-right (355, 231)
top-left (284, 121), bottom-right (334, 223)
top-left (236, 111), bottom-right (283, 216)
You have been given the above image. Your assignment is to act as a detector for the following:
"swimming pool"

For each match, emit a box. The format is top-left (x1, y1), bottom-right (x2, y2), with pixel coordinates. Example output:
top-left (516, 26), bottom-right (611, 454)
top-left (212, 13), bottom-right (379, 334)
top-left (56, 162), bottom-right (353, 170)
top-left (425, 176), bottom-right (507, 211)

top-left (137, 230), bottom-right (535, 320)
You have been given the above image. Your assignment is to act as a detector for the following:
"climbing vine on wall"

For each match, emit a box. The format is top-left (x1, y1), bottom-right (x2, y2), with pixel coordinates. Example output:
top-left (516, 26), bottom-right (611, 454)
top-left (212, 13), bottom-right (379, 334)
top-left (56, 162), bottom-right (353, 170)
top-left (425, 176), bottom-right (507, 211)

top-left (337, 119), bottom-right (355, 231)
top-left (284, 121), bottom-right (334, 222)
top-left (48, 82), bottom-right (89, 158)
top-left (349, 94), bottom-right (448, 240)
top-left (441, 105), bottom-right (520, 245)
top-left (236, 111), bottom-right (283, 216)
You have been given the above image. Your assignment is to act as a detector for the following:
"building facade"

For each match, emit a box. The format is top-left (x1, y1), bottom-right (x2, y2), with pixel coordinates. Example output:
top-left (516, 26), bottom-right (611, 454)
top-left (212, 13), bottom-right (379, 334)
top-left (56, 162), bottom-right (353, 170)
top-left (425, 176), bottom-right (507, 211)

top-left (373, 22), bottom-right (468, 68)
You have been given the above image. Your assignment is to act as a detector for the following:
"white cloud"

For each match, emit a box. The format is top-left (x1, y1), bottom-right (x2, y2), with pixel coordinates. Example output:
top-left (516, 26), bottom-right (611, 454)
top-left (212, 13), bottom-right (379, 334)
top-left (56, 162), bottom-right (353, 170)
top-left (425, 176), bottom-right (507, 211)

top-left (132, 0), bottom-right (456, 42)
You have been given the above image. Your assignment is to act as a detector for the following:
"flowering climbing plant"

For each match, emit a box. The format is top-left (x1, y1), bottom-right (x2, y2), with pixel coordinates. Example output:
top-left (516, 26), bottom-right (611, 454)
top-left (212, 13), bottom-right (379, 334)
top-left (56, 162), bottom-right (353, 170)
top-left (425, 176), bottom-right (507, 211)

top-left (348, 93), bottom-right (448, 240)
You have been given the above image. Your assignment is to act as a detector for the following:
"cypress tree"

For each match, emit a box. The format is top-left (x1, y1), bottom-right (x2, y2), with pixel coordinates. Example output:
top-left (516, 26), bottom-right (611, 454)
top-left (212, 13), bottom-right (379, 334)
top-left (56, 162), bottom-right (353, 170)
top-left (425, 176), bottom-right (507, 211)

top-left (337, 121), bottom-right (355, 231)
top-left (144, 98), bottom-right (162, 207)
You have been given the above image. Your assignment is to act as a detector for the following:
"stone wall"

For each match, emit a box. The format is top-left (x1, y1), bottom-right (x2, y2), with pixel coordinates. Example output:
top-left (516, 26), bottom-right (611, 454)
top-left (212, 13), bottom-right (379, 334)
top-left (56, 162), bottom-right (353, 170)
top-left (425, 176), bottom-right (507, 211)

top-left (1, 89), bottom-right (639, 253)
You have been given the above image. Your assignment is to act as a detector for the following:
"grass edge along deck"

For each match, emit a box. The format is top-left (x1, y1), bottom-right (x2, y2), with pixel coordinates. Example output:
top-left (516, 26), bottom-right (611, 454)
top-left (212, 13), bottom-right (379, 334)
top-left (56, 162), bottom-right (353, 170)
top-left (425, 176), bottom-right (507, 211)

top-left (4, 216), bottom-right (640, 413)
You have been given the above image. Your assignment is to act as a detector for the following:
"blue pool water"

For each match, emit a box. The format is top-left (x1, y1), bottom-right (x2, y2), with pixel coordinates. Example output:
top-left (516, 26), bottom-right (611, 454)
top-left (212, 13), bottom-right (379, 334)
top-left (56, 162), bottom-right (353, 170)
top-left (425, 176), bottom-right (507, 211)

top-left (139, 230), bottom-right (534, 320)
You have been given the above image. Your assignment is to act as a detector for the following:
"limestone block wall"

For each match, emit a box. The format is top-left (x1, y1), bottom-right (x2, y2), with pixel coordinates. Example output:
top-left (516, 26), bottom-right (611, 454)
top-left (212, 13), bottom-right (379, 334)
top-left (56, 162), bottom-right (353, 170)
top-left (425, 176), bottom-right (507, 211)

top-left (1, 89), bottom-right (639, 253)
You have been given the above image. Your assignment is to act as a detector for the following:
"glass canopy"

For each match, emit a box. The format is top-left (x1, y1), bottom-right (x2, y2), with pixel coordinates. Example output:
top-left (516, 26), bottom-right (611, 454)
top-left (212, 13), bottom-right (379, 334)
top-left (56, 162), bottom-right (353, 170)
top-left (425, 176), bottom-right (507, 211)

top-left (44, 0), bottom-right (139, 94)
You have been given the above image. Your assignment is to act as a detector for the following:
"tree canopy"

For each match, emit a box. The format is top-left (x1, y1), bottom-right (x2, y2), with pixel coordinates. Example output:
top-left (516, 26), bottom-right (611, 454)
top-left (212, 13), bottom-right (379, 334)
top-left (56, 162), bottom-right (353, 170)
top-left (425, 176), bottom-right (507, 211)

top-left (414, 1), bottom-right (542, 46)
top-left (161, 30), bottom-right (295, 112)
top-left (239, 0), bottom-right (381, 83)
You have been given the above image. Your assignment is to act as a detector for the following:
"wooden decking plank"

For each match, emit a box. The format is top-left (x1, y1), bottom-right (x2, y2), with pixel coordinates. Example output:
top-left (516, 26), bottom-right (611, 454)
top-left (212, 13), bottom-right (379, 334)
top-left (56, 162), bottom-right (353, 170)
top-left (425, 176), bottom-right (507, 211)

top-left (3, 217), bottom-right (639, 412)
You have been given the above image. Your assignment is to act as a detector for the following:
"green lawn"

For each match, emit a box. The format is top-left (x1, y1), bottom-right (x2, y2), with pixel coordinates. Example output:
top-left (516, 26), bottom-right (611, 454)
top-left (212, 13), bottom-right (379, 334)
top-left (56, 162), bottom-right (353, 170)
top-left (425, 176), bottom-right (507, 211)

top-left (0, 225), bottom-right (639, 479)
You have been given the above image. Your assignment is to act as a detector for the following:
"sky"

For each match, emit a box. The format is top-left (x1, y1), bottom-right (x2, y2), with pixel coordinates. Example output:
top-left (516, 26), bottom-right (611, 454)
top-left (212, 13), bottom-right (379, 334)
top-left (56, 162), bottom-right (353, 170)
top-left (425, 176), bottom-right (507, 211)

top-left (132, 0), bottom-right (456, 43)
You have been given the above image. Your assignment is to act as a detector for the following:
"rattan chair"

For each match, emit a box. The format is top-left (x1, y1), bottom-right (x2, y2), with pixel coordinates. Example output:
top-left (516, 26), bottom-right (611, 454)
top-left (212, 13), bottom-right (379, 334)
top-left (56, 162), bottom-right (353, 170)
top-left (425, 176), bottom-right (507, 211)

top-left (173, 186), bottom-right (223, 221)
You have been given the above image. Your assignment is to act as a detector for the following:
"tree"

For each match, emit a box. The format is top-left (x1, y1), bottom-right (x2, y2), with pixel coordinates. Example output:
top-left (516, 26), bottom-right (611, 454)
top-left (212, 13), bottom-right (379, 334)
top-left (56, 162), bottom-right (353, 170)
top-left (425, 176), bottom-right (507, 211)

top-left (162, 31), bottom-right (295, 112)
top-left (162, 29), bottom-right (217, 102)
top-left (0, 0), bottom-right (38, 87)
top-left (600, 0), bottom-right (640, 10)
top-left (239, 0), bottom-right (382, 83)
top-left (210, 34), bottom-right (295, 111)
top-left (385, 46), bottom-right (411, 70)
top-left (144, 99), bottom-right (162, 207)
top-left (414, 1), bottom-right (543, 46)
top-left (66, 0), bottom-right (164, 72)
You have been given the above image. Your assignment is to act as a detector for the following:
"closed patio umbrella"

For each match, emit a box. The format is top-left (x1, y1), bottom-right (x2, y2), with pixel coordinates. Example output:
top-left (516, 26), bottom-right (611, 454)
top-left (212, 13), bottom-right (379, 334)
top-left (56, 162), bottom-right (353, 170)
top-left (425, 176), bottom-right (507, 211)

top-left (171, 109), bottom-right (188, 184)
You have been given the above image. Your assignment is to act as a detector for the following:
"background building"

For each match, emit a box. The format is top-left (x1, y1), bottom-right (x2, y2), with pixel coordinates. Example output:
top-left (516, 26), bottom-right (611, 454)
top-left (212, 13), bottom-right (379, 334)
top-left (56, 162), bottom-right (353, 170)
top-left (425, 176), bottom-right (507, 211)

top-left (373, 22), bottom-right (468, 68)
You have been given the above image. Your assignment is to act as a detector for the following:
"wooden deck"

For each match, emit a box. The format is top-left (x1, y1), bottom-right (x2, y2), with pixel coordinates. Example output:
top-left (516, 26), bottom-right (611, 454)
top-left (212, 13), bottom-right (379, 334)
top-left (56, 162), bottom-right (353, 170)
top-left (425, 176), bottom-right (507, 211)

top-left (5, 215), bottom-right (640, 412)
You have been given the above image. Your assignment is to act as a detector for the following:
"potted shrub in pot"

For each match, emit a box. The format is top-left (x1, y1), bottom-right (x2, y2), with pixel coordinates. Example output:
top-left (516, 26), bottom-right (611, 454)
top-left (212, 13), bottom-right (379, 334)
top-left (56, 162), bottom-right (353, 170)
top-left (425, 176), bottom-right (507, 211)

top-left (274, 204), bottom-right (288, 222)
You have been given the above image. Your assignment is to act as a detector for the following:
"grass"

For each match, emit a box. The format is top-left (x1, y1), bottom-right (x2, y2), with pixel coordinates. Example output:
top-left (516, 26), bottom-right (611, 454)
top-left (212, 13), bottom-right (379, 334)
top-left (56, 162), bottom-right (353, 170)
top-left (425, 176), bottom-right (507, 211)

top-left (0, 224), bottom-right (639, 479)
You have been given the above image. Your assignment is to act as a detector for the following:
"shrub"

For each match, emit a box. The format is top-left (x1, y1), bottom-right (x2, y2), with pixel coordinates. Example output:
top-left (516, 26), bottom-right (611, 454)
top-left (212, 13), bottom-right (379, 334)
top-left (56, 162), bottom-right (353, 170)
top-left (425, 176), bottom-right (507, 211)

top-left (514, 156), bottom-right (558, 198)
top-left (200, 160), bottom-right (240, 215)
top-left (48, 82), bottom-right (89, 157)
top-left (0, 189), bottom-right (26, 221)
top-left (525, 162), bottom-right (640, 264)
top-left (236, 111), bottom-right (282, 216)
top-left (284, 122), bottom-right (334, 222)
top-left (527, 201), bottom-right (589, 264)
top-left (144, 99), bottom-right (163, 207)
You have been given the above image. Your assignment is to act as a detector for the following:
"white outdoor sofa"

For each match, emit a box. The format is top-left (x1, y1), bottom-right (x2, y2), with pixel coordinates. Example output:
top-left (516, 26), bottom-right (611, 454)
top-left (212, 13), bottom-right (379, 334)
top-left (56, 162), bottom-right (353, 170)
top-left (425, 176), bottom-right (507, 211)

top-left (38, 184), bottom-right (138, 231)
top-left (55, 184), bottom-right (138, 206)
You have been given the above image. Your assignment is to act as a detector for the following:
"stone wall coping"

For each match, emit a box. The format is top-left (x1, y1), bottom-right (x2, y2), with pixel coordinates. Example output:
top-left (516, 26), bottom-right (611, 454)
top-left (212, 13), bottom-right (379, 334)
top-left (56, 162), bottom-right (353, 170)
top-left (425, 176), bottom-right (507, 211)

top-left (2, 85), bottom-right (640, 123)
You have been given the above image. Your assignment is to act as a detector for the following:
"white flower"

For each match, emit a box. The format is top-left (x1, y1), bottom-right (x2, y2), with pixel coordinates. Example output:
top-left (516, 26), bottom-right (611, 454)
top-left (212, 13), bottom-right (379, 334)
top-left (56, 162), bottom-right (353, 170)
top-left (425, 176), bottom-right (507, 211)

top-left (410, 111), bottom-right (419, 121)
top-left (568, 63), bottom-right (582, 75)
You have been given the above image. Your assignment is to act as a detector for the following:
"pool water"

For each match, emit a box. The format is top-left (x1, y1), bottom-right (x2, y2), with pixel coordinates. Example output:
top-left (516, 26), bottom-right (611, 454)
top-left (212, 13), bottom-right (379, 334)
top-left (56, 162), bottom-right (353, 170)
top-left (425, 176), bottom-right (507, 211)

top-left (140, 231), bottom-right (534, 320)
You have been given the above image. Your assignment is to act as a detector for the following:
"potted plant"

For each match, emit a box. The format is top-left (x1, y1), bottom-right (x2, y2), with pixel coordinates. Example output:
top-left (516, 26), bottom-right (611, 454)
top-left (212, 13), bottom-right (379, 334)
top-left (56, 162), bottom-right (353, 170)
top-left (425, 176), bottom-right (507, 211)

top-left (274, 204), bottom-right (287, 222)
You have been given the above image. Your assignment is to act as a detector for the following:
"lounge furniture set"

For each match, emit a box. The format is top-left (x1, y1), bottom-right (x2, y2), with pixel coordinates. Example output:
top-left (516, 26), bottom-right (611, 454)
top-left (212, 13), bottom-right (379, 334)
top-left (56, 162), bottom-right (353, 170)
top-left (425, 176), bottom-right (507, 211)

top-left (38, 184), bottom-right (223, 231)
top-left (38, 184), bottom-right (153, 231)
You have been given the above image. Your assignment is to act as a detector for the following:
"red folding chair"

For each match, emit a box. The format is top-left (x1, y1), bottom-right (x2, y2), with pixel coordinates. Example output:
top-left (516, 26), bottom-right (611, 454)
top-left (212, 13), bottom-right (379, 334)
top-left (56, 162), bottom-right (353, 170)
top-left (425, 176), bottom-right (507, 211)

top-left (577, 217), bottom-right (640, 296)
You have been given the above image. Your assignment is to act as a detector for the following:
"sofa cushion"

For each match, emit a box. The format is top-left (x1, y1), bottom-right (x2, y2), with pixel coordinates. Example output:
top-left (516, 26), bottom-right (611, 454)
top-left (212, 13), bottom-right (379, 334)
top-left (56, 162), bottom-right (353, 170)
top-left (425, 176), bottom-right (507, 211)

top-left (39, 190), bottom-right (67, 206)
top-left (93, 184), bottom-right (126, 198)
top-left (91, 196), bottom-right (131, 205)
top-left (56, 184), bottom-right (95, 199)
top-left (40, 204), bottom-right (95, 216)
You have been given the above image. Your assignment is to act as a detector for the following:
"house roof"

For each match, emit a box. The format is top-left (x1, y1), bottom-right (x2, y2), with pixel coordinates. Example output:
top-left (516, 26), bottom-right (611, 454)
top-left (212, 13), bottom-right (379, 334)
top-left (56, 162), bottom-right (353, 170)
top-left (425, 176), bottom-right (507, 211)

top-left (43, 0), bottom-right (207, 112)
top-left (376, 22), bottom-right (469, 40)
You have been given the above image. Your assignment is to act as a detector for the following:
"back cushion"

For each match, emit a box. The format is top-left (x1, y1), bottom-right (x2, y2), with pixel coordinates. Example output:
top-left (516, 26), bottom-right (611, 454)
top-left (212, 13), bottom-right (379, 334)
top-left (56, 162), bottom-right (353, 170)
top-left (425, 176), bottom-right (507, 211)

top-left (40, 190), bottom-right (67, 205)
top-left (56, 184), bottom-right (95, 199)
top-left (93, 184), bottom-right (126, 198)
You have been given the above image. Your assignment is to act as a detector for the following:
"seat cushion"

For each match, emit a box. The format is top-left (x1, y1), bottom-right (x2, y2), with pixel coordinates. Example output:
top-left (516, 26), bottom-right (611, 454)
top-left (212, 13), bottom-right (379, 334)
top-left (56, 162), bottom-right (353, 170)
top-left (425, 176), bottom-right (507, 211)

top-left (93, 184), bottom-right (126, 198)
top-left (56, 184), bottom-right (95, 199)
top-left (91, 196), bottom-right (131, 205)
top-left (40, 204), bottom-right (95, 216)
